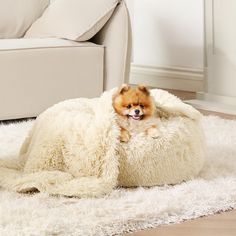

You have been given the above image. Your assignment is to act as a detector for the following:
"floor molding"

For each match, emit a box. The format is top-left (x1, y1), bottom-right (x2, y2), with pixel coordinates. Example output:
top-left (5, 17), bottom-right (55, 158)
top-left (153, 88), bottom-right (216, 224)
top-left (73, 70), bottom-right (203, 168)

top-left (185, 99), bottom-right (236, 116)
top-left (197, 92), bottom-right (236, 107)
top-left (130, 64), bottom-right (204, 92)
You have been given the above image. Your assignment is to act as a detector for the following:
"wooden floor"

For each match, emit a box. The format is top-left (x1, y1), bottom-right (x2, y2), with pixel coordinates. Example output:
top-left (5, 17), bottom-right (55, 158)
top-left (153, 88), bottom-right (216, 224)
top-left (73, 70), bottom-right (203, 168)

top-left (126, 210), bottom-right (236, 236)
top-left (125, 89), bottom-right (236, 236)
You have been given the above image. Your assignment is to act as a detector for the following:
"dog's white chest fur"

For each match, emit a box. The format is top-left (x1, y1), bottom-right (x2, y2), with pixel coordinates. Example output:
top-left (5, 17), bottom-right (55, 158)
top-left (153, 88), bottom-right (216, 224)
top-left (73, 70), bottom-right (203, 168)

top-left (117, 116), bottom-right (160, 136)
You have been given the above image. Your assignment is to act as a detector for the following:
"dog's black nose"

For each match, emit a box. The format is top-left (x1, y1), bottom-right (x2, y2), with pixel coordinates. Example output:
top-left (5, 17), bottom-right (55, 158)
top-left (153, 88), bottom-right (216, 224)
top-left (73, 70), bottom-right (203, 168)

top-left (135, 109), bottom-right (140, 115)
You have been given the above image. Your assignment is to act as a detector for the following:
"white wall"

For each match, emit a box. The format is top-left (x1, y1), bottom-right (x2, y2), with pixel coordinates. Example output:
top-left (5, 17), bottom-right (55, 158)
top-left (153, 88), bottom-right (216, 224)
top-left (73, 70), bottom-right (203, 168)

top-left (196, 0), bottom-right (236, 109)
top-left (133, 0), bottom-right (204, 68)
top-left (129, 0), bottom-right (205, 91)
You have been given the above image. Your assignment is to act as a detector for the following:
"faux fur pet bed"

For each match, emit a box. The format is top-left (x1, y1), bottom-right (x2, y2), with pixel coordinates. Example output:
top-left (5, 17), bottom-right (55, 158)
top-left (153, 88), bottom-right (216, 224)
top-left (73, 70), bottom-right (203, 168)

top-left (0, 88), bottom-right (205, 197)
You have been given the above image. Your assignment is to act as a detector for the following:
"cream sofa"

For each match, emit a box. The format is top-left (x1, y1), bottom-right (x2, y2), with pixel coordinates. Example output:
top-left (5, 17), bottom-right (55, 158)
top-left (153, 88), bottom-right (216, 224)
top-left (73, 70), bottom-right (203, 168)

top-left (0, 0), bottom-right (131, 120)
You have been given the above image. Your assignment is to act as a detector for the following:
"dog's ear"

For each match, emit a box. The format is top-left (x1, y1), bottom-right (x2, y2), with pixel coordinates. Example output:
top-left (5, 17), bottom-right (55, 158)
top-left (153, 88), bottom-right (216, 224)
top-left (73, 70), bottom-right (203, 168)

top-left (138, 84), bottom-right (150, 95)
top-left (119, 84), bottom-right (130, 94)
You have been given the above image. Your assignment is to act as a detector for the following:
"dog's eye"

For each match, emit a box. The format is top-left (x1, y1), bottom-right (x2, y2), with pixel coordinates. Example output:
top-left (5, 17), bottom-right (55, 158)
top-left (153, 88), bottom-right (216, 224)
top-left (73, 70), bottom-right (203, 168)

top-left (140, 104), bottom-right (144, 109)
top-left (127, 104), bottom-right (132, 109)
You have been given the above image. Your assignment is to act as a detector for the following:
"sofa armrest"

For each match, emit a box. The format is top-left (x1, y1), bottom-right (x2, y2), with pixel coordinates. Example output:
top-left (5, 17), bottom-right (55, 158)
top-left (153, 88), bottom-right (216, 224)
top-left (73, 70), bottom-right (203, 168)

top-left (91, 0), bottom-right (132, 90)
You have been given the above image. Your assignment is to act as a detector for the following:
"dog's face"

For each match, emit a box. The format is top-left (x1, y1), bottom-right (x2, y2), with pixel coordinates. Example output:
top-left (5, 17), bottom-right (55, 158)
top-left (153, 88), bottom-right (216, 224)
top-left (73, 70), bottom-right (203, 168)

top-left (112, 84), bottom-right (155, 120)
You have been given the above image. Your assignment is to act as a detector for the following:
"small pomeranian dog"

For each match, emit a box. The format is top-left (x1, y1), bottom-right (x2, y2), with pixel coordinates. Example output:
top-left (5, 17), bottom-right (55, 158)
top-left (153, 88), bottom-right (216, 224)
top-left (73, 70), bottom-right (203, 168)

top-left (112, 84), bottom-right (160, 142)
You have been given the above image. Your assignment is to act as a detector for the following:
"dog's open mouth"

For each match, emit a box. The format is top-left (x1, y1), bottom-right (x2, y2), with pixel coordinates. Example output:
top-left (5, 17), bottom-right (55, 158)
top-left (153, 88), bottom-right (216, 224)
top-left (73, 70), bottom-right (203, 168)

top-left (128, 115), bottom-right (143, 120)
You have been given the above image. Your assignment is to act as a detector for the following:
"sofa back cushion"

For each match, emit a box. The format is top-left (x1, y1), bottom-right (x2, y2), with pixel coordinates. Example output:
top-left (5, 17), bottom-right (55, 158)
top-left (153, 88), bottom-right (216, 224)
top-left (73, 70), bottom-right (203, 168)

top-left (0, 0), bottom-right (49, 39)
top-left (24, 0), bottom-right (120, 41)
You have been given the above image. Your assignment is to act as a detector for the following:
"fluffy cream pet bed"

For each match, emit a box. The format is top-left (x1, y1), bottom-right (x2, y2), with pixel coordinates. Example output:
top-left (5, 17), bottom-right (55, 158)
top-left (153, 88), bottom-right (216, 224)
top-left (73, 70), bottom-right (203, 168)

top-left (0, 88), bottom-right (205, 197)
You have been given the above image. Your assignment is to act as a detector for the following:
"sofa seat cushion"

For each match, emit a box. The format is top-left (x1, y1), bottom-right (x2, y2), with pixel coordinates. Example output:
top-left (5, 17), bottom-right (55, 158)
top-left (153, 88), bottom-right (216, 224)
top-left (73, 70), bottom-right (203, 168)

top-left (0, 38), bottom-right (101, 51)
top-left (0, 38), bottom-right (104, 119)
top-left (0, 0), bottom-right (49, 39)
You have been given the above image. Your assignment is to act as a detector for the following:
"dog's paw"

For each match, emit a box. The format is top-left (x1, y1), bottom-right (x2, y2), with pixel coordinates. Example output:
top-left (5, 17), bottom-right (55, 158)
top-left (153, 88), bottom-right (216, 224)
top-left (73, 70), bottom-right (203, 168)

top-left (120, 129), bottom-right (131, 142)
top-left (146, 127), bottom-right (160, 139)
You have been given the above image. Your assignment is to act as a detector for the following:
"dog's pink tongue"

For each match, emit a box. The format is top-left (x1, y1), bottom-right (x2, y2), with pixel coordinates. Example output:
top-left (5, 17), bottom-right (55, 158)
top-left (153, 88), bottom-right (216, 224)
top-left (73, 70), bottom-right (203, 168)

top-left (132, 116), bottom-right (141, 120)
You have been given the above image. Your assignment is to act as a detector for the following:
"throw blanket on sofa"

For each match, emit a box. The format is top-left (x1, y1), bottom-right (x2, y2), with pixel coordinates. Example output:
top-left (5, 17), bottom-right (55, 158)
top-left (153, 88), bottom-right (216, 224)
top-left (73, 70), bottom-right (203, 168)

top-left (0, 88), bottom-right (202, 197)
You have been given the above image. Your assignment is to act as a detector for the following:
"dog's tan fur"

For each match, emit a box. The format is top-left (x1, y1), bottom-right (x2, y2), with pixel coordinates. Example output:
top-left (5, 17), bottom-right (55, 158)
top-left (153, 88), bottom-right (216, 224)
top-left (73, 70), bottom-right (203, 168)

top-left (112, 84), bottom-right (160, 142)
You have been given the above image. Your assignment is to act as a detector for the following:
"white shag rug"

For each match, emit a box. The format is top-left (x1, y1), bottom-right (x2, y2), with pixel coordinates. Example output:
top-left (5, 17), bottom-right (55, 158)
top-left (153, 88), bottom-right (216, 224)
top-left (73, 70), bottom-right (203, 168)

top-left (0, 116), bottom-right (236, 236)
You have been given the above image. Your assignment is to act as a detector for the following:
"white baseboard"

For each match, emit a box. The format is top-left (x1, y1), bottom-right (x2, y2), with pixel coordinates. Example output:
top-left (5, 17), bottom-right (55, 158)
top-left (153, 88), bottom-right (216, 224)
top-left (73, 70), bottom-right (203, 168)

top-left (130, 64), bottom-right (204, 92)
top-left (185, 99), bottom-right (236, 115)
top-left (197, 92), bottom-right (236, 107)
